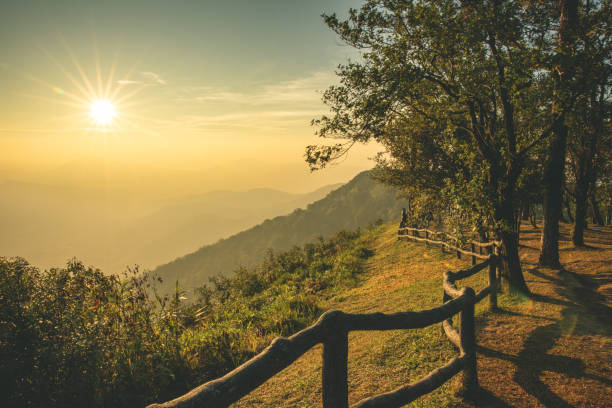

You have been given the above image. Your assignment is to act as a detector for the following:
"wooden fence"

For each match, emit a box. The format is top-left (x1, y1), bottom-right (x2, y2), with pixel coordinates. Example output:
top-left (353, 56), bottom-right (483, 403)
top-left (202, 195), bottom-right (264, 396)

top-left (146, 220), bottom-right (501, 408)
top-left (397, 226), bottom-right (502, 278)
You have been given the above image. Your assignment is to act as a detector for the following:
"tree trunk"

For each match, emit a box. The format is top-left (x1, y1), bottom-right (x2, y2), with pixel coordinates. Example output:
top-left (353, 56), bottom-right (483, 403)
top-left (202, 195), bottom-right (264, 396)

top-left (500, 228), bottom-right (529, 294)
top-left (497, 185), bottom-right (529, 294)
top-left (521, 203), bottom-right (530, 220)
top-left (539, 0), bottom-right (578, 267)
top-left (590, 192), bottom-right (605, 226)
top-left (572, 154), bottom-right (589, 246)
top-left (530, 207), bottom-right (538, 228)
top-left (564, 194), bottom-right (574, 223)
top-left (539, 122), bottom-right (567, 268)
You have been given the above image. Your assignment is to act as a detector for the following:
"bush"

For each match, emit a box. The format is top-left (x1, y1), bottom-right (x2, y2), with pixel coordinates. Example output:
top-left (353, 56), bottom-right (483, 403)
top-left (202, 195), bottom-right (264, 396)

top-left (0, 259), bottom-right (195, 407)
top-left (0, 227), bottom-right (376, 406)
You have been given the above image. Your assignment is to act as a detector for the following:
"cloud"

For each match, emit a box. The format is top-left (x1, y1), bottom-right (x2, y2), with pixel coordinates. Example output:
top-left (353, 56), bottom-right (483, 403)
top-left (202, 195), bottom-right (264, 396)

top-left (156, 108), bottom-right (323, 134)
top-left (116, 71), bottom-right (168, 87)
top-left (105, 71), bottom-right (335, 135)
top-left (141, 71), bottom-right (167, 85)
top-left (155, 71), bottom-right (339, 134)
top-left (177, 71), bottom-right (336, 106)
top-left (117, 79), bottom-right (143, 86)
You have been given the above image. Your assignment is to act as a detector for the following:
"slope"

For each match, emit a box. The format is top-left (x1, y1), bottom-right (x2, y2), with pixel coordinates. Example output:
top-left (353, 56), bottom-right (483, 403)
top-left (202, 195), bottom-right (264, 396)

top-left (153, 171), bottom-right (409, 293)
top-left (230, 222), bottom-right (612, 408)
top-left (0, 181), bottom-right (339, 272)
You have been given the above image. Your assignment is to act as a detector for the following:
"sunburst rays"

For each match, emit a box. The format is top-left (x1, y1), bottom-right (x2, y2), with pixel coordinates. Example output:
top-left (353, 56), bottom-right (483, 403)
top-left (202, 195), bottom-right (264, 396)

top-left (18, 37), bottom-right (160, 138)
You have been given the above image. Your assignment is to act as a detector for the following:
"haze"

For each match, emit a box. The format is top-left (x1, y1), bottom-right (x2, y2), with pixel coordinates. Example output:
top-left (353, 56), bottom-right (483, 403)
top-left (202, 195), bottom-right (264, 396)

top-left (0, 0), bottom-right (379, 272)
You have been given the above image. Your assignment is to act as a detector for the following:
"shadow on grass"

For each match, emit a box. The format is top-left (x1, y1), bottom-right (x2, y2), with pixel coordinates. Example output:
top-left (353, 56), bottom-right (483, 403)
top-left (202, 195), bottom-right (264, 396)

top-left (461, 386), bottom-right (514, 408)
top-left (493, 308), bottom-right (557, 322)
top-left (557, 269), bottom-right (612, 327)
top-left (476, 317), bottom-right (612, 407)
top-left (560, 244), bottom-right (602, 251)
top-left (472, 266), bottom-right (612, 407)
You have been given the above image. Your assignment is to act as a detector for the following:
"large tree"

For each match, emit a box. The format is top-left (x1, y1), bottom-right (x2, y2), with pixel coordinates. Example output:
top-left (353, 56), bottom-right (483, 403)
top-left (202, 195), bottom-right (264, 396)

top-left (538, 0), bottom-right (579, 266)
top-left (566, 1), bottom-right (612, 245)
top-left (568, 84), bottom-right (611, 245)
top-left (539, 0), bottom-right (611, 261)
top-left (307, 0), bottom-right (566, 293)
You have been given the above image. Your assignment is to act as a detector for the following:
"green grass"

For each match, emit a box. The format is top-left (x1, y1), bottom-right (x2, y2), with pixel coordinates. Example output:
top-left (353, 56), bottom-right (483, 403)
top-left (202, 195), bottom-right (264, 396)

top-left (203, 222), bottom-right (612, 407)
top-left (232, 223), bottom-right (496, 407)
top-left (8, 221), bottom-right (608, 407)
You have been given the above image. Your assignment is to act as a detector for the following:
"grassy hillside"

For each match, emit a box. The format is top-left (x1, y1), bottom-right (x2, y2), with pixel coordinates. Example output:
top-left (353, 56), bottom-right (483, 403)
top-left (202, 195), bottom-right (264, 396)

top-left (153, 171), bottom-right (409, 294)
top-left (1, 226), bottom-right (382, 408)
top-left (231, 222), bottom-right (612, 408)
top-left (3, 220), bottom-right (610, 407)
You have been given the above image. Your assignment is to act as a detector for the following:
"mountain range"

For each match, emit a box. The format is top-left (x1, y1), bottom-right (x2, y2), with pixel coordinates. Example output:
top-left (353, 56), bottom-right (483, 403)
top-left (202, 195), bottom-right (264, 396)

top-left (153, 171), bottom-right (408, 294)
top-left (0, 180), bottom-right (340, 272)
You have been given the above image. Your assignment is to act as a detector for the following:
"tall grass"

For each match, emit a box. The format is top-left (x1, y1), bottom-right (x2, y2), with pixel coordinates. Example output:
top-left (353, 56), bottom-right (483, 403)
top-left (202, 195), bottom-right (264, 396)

top-left (0, 227), bottom-right (377, 407)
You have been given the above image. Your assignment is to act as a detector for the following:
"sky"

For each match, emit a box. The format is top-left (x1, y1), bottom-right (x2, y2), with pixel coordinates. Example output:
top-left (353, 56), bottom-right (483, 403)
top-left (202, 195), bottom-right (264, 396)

top-left (0, 0), bottom-right (379, 193)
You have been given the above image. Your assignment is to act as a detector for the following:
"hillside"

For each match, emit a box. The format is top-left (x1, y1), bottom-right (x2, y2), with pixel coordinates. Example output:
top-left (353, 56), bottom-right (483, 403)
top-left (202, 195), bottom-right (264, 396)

top-left (4, 219), bottom-right (610, 408)
top-left (153, 171), bottom-right (409, 293)
top-left (0, 181), bottom-right (339, 272)
top-left (229, 222), bottom-right (612, 408)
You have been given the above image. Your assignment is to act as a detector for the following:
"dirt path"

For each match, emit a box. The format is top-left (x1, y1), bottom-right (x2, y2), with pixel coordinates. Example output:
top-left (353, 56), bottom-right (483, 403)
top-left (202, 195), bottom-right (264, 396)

top-left (460, 223), bottom-right (612, 407)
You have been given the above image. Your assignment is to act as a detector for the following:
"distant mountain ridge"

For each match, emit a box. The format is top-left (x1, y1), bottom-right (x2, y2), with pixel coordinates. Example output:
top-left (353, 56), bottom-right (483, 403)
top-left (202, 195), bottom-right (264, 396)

top-left (153, 171), bottom-right (408, 293)
top-left (0, 181), bottom-right (340, 272)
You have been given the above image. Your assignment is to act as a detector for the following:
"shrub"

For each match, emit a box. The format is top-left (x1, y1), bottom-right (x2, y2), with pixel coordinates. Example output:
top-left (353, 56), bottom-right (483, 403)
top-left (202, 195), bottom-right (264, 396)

top-left (0, 226), bottom-right (376, 406)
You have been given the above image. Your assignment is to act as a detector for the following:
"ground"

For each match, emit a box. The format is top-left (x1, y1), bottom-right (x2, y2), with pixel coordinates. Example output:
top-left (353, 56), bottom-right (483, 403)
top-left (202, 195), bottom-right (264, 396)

top-left (232, 222), bottom-right (612, 407)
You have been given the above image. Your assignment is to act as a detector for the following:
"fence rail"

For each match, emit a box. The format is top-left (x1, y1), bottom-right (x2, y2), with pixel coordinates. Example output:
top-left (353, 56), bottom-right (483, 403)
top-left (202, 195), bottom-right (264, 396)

top-left (397, 226), bottom-right (502, 263)
top-left (146, 215), bottom-right (501, 408)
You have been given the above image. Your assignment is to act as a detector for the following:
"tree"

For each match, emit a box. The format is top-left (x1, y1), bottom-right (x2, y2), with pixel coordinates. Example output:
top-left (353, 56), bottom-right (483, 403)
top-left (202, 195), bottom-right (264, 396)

top-left (538, 0), bottom-right (579, 266)
top-left (568, 83), bottom-right (611, 245)
top-left (306, 0), bottom-right (571, 294)
top-left (539, 0), bottom-right (611, 259)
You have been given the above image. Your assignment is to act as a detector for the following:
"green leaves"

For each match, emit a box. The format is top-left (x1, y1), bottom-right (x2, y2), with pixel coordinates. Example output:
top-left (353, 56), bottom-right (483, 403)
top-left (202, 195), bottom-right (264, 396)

top-left (310, 0), bottom-right (576, 235)
top-left (0, 227), bottom-right (379, 407)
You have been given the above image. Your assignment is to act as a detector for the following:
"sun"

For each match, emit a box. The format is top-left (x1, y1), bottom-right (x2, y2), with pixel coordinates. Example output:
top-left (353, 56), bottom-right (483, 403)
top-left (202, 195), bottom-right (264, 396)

top-left (89, 99), bottom-right (116, 126)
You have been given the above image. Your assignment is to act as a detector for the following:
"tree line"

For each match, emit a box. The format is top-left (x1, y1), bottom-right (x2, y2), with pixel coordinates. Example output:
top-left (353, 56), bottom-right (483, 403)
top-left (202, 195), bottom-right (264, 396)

top-left (307, 0), bottom-right (611, 294)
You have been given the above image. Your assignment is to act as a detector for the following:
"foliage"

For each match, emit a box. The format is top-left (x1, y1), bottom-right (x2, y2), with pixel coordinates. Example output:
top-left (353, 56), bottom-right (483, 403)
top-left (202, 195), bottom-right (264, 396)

top-left (154, 171), bottom-right (406, 295)
top-left (307, 0), bottom-right (610, 291)
top-left (0, 227), bottom-right (376, 407)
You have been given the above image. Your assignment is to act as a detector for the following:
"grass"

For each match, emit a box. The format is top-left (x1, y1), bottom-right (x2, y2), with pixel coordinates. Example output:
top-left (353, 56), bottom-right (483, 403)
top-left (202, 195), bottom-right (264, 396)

top-left (456, 222), bottom-right (612, 408)
top-left (230, 222), bottom-right (612, 407)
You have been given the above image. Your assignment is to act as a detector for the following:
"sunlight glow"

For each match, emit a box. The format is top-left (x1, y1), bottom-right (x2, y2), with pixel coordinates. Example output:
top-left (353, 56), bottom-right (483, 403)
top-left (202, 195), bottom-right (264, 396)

top-left (90, 100), bottom-right (116, 126)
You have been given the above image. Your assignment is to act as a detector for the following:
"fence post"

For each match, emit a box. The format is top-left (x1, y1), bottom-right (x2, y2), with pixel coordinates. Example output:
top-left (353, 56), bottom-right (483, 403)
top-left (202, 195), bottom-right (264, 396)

top-left (494, 245), bottom-right (502, 281)
top-left (488, 256), bottom-right (498, 311)
top-left (322, 329), bottom-right (349, 408)
top-left (425, 230), bottom-right (429, 246)
top-left (456, 240), bottom-right (461, 259)
top-left (459, 288), bottom-right (478, 398)
top-left (471, 243), bottom-right (476, 265)
top-left (441, 280), bottom-right (451, 335)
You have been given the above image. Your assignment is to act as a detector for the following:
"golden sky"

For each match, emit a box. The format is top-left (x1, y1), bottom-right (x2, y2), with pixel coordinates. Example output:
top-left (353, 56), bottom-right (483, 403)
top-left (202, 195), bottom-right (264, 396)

top-left (1, 0), bottom-right (378, 194)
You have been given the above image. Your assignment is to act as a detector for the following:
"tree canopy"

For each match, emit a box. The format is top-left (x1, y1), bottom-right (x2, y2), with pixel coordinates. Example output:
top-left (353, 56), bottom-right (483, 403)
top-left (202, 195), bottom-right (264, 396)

top-left (308, 0), bottom-right (611, 293)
